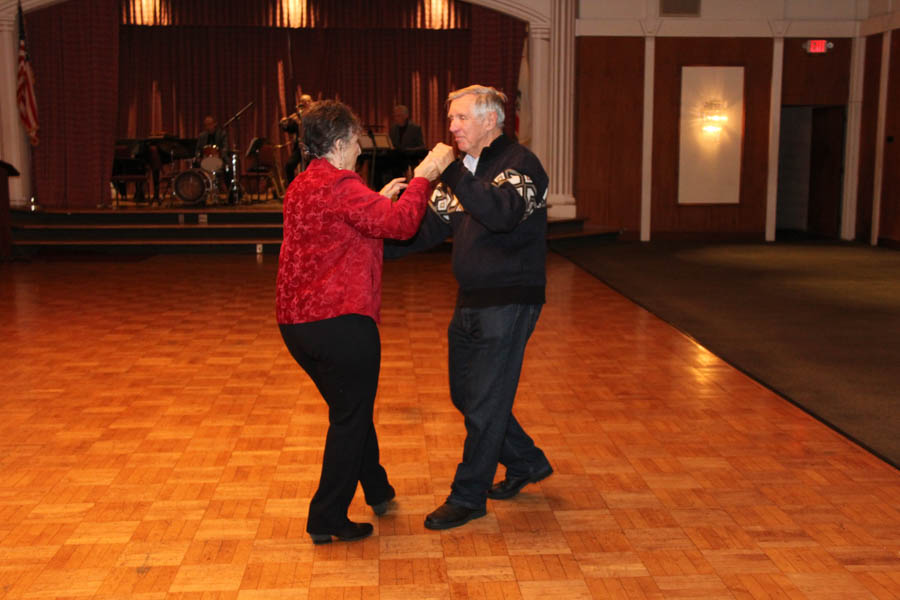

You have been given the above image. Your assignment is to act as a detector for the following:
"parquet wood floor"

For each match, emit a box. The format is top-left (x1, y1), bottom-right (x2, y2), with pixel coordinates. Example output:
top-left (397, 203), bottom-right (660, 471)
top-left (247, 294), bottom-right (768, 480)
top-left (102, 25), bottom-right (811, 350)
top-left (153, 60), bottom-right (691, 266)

top-left (1, 250), bottom-right (898, 599)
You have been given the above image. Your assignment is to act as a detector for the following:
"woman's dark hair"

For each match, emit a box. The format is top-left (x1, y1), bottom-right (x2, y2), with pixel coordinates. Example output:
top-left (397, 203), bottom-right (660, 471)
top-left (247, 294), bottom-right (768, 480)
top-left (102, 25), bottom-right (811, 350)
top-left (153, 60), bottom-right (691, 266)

top-left (302, 100), bottom-right (361, 159)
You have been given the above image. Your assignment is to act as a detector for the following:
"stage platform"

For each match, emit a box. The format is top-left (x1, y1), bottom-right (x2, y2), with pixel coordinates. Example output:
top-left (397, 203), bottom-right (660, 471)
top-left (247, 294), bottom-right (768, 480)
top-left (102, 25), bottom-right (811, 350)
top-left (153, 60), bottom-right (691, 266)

top-left (9, 201), bottom-right (612, 253)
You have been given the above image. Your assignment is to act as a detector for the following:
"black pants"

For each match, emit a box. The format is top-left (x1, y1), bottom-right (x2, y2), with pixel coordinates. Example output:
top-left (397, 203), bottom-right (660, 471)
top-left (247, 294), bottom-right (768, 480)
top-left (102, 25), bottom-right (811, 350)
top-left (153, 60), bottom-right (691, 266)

top-left (285, 150), bottom-right (303, 185)
top-left (279, 314), bottom-right (394, 533)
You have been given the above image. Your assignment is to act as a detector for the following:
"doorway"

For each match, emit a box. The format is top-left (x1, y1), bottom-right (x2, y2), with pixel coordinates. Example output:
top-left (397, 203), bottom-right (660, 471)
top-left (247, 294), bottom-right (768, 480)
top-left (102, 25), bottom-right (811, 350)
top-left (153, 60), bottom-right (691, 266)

top-left (776, 106), bottom-right (846, 239)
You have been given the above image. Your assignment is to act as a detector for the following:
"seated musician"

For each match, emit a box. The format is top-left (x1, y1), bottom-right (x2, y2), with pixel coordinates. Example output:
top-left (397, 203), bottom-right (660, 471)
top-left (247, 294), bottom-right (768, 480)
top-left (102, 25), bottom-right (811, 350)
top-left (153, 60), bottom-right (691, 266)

top-left (280, 93), bottom-right (313, 185)
top-left (195, 115), bottom-right (229, 163)
top-left (194, 114), bottom-right (232, 195)
top-left (381, 104), bottom-right (426, 186)
top-left (389, 105), bottom-right (425, 156)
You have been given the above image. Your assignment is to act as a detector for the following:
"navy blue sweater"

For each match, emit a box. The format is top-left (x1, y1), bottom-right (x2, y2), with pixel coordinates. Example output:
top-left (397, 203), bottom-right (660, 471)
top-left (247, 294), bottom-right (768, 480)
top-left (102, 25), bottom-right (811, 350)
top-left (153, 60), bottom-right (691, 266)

top-left (386, 134), bottom-right (549, 307)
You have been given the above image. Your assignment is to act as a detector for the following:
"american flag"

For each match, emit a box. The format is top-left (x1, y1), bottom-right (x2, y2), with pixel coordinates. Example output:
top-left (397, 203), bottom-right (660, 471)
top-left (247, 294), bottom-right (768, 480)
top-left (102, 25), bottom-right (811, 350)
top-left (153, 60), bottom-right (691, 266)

top-left (17, 0), bottom-right (39, 146)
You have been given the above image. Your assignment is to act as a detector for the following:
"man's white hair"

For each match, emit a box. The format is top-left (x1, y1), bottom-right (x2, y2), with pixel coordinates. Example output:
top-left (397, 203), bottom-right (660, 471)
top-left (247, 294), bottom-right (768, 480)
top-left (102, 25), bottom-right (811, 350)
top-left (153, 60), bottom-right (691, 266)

top-left (447, 85), bottom-right (506, 128)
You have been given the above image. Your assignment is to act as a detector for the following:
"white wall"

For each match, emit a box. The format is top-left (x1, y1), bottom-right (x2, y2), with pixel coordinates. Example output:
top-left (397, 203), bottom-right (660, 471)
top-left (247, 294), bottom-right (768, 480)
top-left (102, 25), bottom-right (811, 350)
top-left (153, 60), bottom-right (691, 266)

top-left (578, 0), bottom-right (869, 21)
top-left (578, 0), bottom-right (646, 19)
top-left (576, 0), bottom-right (899, 37)
top-left (868, 0), bottom-right (897, 17)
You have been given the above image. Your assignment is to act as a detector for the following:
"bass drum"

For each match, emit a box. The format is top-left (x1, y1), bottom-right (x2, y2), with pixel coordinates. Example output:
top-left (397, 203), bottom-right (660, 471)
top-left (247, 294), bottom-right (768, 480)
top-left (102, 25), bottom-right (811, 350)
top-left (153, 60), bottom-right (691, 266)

top-left (173, 169), bottom-right (213, 205)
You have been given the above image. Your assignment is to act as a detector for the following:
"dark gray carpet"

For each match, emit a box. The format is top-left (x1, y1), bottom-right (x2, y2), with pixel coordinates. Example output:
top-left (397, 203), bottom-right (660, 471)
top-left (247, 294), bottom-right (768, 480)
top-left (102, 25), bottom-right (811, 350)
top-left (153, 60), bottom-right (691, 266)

top-left (550, 237), bottom-right (900, 468)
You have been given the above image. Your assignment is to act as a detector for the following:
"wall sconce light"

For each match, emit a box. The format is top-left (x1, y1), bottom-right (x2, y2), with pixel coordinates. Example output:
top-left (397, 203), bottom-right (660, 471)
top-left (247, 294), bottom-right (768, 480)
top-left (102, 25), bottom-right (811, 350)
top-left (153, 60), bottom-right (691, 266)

top-left (702, 101), bottom-right (727, 134)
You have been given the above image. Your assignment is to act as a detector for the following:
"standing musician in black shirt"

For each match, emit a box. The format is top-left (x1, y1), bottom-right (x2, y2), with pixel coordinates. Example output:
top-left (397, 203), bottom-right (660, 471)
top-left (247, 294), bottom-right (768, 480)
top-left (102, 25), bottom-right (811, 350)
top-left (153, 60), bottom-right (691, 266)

top-left (280, 93), bottom-right (313, 184)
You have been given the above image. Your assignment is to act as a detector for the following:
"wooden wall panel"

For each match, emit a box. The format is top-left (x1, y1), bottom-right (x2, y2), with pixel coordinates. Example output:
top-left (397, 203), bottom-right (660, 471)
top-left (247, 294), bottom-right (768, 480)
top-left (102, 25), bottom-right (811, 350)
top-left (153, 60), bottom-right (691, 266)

top-left (652, 37), bottom-right (772, 236)
top-left (879, 30), bottom-right (900, 244)
top-left (574, 36), bottom-right (644, 232)
top-left (781, 37), bottom-right (851, 106)
top-left (856, 33), bottom-right (882, 242)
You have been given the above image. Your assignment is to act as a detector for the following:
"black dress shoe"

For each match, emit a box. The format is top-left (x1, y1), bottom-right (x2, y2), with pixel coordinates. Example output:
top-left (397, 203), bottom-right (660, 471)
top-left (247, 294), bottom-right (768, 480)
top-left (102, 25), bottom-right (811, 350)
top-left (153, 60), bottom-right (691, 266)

top-left (424, 502), bottom-right (486, 530)
top-left (308, 521), bottom-right (373, 544)
top-left (487, 464), bottom-right (553, 500)
top-left (370, 490), bottom-right (396, 516)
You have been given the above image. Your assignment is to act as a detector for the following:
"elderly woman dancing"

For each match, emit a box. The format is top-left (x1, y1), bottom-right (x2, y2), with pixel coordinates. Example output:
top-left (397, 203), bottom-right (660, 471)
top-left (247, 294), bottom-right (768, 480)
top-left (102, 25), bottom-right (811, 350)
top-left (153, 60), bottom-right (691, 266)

top-left (276, 99), bottom-right (453, 544)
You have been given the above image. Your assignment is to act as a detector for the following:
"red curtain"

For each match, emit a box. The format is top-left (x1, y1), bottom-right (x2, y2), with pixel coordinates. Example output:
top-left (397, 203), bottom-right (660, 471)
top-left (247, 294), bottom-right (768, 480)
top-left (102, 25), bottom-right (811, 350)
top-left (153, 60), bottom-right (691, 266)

top-left (469, 6), bottom-right (526, 139)
top-left (28, 0), bottom-right (119, 209)
top-left (285, 28), bottom-right (471, 147)
top-left (27, 0), bottom-right (525, 208)
top-left (118, 26), bottom-right (471, 152)
top-left (118, 26), bottom-right (291, 155)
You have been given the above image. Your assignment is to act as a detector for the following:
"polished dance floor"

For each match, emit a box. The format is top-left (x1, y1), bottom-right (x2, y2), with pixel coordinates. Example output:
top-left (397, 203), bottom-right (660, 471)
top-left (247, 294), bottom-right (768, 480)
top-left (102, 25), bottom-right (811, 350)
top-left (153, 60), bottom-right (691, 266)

top-left (0, 250), bottom-right (898, 599)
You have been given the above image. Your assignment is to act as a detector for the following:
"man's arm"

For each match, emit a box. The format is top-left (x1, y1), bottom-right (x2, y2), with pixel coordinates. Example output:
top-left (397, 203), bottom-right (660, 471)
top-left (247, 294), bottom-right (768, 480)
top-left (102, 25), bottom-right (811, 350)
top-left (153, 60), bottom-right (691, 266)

top-left (384, 204), bottom-right (452, 259)
top-left (440, 159), bottom-right (546, 233)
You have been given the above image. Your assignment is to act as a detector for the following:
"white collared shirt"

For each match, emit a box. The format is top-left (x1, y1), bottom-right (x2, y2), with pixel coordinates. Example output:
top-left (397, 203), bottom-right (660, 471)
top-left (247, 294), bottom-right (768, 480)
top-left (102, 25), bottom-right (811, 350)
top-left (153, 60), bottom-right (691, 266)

top-left (463, 153), bottom-right (479, 175)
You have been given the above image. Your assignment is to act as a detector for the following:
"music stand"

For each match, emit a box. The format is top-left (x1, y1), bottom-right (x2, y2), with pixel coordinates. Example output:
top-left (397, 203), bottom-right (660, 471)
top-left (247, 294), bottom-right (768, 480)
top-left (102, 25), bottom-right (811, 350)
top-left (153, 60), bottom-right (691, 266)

top-left (362, 132), bottom-right (394, 187)
top-left (373, 133), bottom-right (393, 150)
top-left (245, 137), bottom-right (266, 158)
top-left (358, 136), bottom-right (374, 151)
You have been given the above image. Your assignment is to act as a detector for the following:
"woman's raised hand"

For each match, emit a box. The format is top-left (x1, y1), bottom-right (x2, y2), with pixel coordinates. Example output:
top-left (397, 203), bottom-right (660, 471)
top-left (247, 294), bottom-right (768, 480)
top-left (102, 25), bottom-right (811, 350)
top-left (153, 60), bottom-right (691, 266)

top-left (379, 177), bottom-right (409, 199)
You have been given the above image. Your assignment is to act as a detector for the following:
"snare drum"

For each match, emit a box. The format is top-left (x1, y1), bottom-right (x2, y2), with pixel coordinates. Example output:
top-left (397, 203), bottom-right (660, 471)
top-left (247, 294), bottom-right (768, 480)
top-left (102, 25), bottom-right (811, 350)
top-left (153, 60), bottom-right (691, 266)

top-left (173, 169), bottom-right (213, 205)
top-left (200, 145), bottom-right (224, 172)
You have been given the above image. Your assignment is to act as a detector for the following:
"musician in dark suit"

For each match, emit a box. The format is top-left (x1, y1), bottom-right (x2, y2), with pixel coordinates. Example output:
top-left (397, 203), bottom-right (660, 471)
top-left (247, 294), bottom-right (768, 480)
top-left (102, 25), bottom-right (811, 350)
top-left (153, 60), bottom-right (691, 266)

top-left (382, 105), bottom-right (426, 185)
top-left (195, 115), bottom-right (229, 158)
top-left (280, 94), bottom-right (313, 184)
top-left (193, 115), bottom-right (231, 195)
top-left (389, 105), bottom-right (425, 156)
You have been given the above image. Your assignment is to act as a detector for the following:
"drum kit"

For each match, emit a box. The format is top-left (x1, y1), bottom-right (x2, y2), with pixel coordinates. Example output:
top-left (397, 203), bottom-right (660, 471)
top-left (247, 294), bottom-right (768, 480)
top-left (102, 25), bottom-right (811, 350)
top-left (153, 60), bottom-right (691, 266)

top-left (172, 145), bottom-right (231, 206)
top-left (171, 101), bottom-right (270, 206)
top-left (171, 141), bottom-right (286, 206)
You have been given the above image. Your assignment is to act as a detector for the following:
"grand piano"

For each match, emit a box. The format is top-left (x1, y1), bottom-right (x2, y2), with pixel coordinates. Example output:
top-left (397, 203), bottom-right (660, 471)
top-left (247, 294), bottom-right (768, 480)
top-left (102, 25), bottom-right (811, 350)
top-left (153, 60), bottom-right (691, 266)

top-left (112, 135), bottom-right (196, 202)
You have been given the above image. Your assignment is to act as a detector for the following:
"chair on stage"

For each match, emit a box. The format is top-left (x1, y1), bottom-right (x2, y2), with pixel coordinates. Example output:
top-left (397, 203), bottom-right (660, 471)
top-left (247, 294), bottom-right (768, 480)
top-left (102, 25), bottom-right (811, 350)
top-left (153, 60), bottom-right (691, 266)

top-left (147, 143), bottom-right (177, 204)
top-left (110, 143), bottom-right (149, 208)
top-left (243, 138), bottom-right (285, 202)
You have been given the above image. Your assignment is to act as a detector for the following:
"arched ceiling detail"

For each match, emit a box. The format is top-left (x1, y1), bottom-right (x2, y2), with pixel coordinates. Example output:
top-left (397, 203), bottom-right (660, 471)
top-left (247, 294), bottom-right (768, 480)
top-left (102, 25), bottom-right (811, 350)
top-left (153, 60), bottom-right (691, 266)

top-left (463, 0), bottom-right (549, 29)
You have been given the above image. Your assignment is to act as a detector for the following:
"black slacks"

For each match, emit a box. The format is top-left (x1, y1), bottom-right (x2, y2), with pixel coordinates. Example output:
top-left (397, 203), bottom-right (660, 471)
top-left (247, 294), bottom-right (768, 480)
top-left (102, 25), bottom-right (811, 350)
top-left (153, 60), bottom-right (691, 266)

top-left (284, 150), bottom-right (304, 185)
top-left (279, 314), bottom-right (394, 533)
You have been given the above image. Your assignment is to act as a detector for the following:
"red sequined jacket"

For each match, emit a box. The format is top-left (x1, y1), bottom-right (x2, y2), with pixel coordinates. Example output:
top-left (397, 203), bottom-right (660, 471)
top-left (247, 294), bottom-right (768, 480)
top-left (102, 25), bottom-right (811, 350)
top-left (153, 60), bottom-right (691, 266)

top-left (276, 158), bottom-right (430, 324)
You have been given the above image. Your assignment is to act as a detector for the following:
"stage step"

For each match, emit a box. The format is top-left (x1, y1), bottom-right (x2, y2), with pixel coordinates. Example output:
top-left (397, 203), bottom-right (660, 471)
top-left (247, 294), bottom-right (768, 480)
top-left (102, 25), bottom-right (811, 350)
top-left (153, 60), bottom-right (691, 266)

top-left (11, 206), bottom-right (283, 250)
top-left (11, 207), bottom-right (608, 251)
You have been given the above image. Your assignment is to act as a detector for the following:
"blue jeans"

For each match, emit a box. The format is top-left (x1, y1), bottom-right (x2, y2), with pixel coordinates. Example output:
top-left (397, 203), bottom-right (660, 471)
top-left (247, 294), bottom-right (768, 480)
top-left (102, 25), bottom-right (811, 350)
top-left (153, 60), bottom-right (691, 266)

top-left (446, 303), bottom-right (550, 509)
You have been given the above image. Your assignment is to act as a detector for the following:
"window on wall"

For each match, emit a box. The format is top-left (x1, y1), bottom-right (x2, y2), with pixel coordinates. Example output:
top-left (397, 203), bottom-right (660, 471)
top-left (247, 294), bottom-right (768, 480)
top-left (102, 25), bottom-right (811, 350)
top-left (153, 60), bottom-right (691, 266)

top-left (660, 0), bottom-right (701, 17)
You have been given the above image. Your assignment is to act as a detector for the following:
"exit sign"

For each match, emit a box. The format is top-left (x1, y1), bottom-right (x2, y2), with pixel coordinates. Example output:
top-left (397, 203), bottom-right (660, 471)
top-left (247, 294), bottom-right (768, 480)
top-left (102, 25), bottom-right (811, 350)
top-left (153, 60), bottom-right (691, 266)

top-left (804, 39), bottom-right (833, 54)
